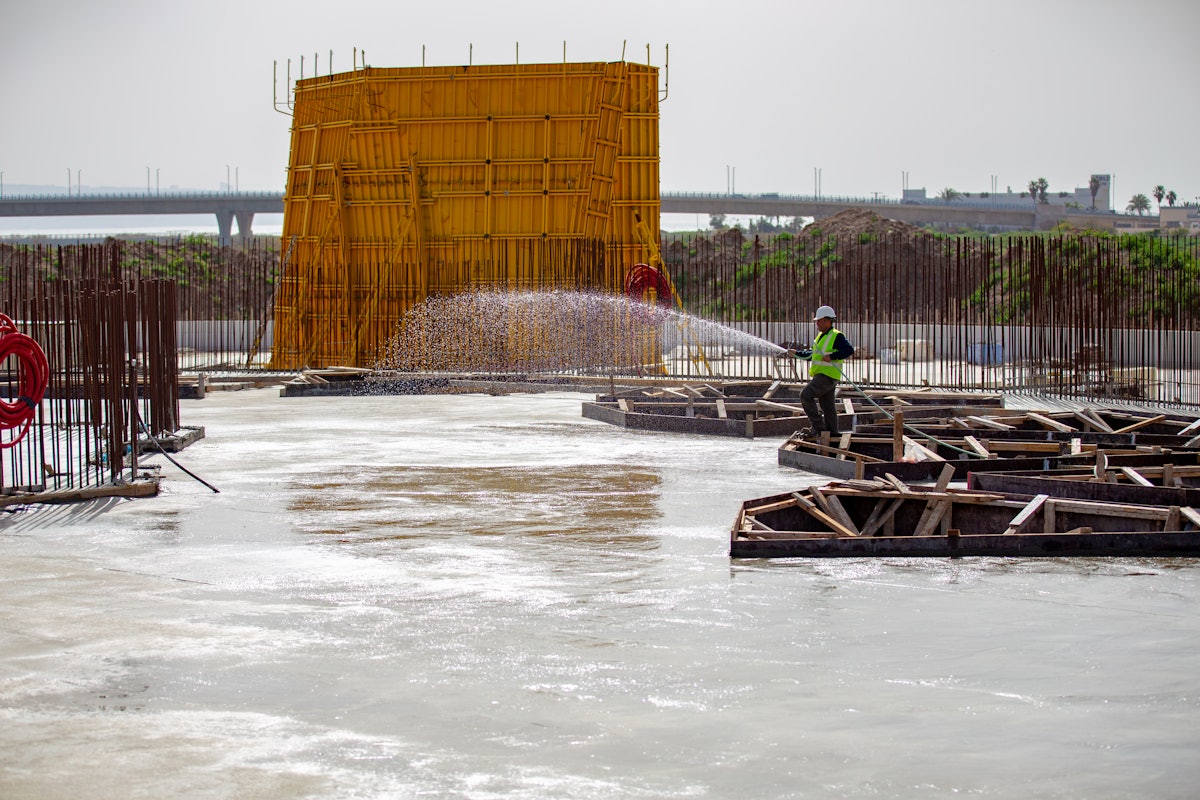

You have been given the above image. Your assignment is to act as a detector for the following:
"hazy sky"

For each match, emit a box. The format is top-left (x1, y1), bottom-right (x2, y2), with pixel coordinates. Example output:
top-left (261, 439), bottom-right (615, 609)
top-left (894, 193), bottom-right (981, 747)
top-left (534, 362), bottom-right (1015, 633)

top-left (3, 0), bottom-right (1197, 207)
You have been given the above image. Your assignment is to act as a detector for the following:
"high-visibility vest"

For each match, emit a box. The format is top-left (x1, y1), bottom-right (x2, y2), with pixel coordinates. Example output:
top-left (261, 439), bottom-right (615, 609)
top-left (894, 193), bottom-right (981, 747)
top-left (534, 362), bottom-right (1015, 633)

top-left (810, 327), bottom-right (845, 379)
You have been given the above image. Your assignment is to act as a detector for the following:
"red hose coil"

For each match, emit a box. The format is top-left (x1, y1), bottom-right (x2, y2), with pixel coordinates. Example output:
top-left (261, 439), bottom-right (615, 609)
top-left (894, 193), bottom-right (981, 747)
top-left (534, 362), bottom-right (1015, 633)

top-left (0, 313), bottom-right (49, 449)
top-left (624, 264), bottom-right (674, 322)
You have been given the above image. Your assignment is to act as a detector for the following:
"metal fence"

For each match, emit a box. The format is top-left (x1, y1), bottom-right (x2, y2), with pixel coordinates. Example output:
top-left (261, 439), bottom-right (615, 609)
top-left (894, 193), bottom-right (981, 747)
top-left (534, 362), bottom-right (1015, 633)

top-left (2, 231), bottom-right (1198, 487)
top-left (661, 228), bottom-right (1200, 406)
top-left (1, 242), bottom-right (181, 494)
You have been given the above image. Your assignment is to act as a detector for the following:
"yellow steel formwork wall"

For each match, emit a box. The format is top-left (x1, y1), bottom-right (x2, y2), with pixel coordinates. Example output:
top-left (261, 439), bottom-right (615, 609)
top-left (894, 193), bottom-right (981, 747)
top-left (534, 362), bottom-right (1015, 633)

top-left (271, 60), bottom-right (661, 369)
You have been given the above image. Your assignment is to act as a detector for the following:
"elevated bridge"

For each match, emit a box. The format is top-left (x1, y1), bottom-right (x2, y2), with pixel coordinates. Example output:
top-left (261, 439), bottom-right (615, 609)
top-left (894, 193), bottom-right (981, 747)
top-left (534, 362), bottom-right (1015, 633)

top-left (0, 191), bottom-right (283, 244)
top-left (0, 190), bottom-right (1129, 242)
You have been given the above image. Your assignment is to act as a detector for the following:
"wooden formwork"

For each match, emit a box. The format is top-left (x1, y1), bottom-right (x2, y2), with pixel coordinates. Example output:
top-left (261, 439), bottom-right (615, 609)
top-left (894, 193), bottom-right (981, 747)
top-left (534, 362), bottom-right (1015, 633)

top-left (272, 60), bottom-right (662, 369)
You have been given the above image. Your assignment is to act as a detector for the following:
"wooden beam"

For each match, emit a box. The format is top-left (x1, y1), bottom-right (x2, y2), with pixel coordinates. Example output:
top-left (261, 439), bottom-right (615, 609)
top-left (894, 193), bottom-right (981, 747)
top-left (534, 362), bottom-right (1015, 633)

top-left (966, 415), bottom-right (1015, 431)
top-left (1163, 463), bottom-right (1179, 488)
top-left (1003, 494), bottom-right (1050, 535)
top-left (791, 491), bottom-right (859, 537)
top-left (934, 463), bottom-right (957, 491)
top-left (1165, 506), bottom-right (1181, 531)
top-left (860, 497), bottom-right (907, 537)
top-left (902, 435), bottom-right (946, 462)
top-left (1028, 412), bottom-right (1076, 432)
top-left (963, 435), bottom-right (991, 457)
top-left (1043, 498), bottom-right (1057, 533)
top-left (1181, 507), bottom-right (1200, 529)
top-left (1113, 414), bottom-right (1166, 434)
top-left (1119, 467), bottom-right (1155, 487)
top-left (883, 473), bottom-right (913, 494)
top-left (913, 499), bottom-right (951, 537)
top-left (755, 399), bottom-right (806, 415)
top-left (715, 398), bottom-right (728, 419)
top-left (1081, 409), bottom-right (1115, 433)
top-left (813, 488), bottom-right (861, 536)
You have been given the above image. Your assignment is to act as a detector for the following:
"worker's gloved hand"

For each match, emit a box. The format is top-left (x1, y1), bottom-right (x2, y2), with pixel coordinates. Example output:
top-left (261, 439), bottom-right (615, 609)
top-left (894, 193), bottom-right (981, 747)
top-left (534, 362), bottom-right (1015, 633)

top-left (796, 349), bottom-right (813, 359)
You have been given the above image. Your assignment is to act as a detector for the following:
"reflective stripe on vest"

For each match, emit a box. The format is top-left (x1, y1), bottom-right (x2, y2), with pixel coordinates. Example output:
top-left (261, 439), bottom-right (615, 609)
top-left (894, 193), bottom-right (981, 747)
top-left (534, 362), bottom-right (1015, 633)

top-left (810, 327), bottom-right (844, 379)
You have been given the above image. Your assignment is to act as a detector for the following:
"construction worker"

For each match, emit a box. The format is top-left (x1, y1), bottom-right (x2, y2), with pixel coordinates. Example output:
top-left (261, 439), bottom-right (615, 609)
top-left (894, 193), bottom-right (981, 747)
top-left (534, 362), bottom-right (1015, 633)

top-left (782, 305), bottom-right (854, 440)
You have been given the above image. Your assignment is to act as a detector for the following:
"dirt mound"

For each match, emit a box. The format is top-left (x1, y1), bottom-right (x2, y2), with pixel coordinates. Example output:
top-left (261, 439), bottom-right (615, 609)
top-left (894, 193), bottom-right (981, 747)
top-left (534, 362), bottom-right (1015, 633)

top-left (804, 208), bottom-right (929, 241)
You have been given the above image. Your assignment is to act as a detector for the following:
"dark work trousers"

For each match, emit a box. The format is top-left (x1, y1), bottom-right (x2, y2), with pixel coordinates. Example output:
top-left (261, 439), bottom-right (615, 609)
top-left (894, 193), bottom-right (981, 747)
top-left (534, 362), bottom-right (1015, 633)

top-left (800, 373), bottom-right (841, 434)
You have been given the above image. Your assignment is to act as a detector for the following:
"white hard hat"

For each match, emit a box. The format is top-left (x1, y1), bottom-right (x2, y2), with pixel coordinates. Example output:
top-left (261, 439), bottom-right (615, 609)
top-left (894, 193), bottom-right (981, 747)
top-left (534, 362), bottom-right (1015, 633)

top-left (813, 305), bottom-right (836, 321)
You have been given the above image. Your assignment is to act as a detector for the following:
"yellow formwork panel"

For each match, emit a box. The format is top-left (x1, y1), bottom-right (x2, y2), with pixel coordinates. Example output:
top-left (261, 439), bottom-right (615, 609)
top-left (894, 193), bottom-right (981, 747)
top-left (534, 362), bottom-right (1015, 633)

top-left (272, 60), bottom-right (660, 370)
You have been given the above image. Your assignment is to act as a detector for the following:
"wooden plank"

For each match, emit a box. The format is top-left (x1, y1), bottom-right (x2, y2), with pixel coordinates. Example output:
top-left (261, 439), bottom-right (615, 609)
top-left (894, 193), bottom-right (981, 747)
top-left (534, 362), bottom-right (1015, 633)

top-left (617, 398), bottom-right (631, 412)
top-left (1120, 467), bottom-right (1155, 487)
top-left (841, 479), bottom-right (889, 491)
top-left (1094, 450), bottom-right (1109, 482)
top-left (1165, 506), bottom-right (1181, 531)
top-left (934, 463), bottom-right (957, 491)
top-left (1002, 493), bottom-right (1050, 535)
top-left (963, 435), bottom-right (991, 457)
top-left (791, 491), bottom-right (859, 537)
top-left (0, 478), bottom-right (160, 507)
top-left (893, 411), bottom-right (905, 461)
top-left (1043, 499), bottom-right (1057, 533)
top-left (883, 473), bottom-right (913, 494)
top-left (821, 487), bottom-right (1011, 504)
top-left (744, 497), bottom-right (799, 515)
top-left (1082, 409), bottom-right (1115, 433)
top-left (715, 398), bottom-right (728, 419)
top-left (1113, 414), bottom-right (1166, 434)
top-left (835, 432), bottom-right (853, 460)
top-left (756, 399), bottom-right (806, 415)
top-left (1050, 498), bottom-right (1170, 521)
top-left (1069, 437), bottom-right (1083, 456)
top-left (843, 397), bottom-right (854, 417)
top-left (1163, 463), bottom-right (1179, 488)
top-left (1179, 418), bottom-right (1200, 436)
top-left (1028, 412), bottom-right (1076, 432)
top-left (814, 488), bottom-right (861, 536)
top-left (762, 380), bottom-right (782, 400)
top-left (912, 499), bottom-right (951, 537)
top-left (1181, 507), bottom-right (1200, 529)
top-left (860, 497), bottom-right (907, 537)
top-left (903, 435), bottom-right (946, 462)
top-left (966, 415), bottom-right (1015, 431)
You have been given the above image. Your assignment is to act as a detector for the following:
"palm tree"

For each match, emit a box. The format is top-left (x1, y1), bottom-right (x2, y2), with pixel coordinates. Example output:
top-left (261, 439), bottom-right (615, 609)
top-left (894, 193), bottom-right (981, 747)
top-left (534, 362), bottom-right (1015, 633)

top-left (1153, 185), bottom-right (1166, 206)
top-left (1088, 175), bottom-right (1101, 210)
top-left (1028, 177), bottom-right (1049, 204)
top-left (1126, 193), bottom-right (1151, 215)
top-left (1166, 190), bottom-right (1178, 207)
top-left (938, 187), bottom-right (961, 202)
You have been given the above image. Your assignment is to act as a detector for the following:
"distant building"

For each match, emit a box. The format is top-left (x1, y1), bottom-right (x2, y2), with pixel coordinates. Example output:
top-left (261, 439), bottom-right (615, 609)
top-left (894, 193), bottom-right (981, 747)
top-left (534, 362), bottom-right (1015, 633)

top-left (903, 174), bottom-right (1112, 212)
top-left (1160, 205), bottom-right (1200, 231)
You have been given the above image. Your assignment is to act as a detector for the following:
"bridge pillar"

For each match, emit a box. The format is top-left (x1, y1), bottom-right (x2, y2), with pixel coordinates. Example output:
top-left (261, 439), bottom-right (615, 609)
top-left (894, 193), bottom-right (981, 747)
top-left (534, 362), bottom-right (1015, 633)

top-left (215, 210), bottom-right (234, 246)
top-left (235, 211), bottom-right (255, 240)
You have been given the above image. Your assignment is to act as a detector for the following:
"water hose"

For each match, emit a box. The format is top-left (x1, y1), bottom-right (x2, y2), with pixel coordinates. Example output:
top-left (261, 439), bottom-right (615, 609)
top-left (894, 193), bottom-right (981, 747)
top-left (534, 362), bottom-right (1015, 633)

top-left (136, 412), bottom-right (220, 493)
top-left (0, 314), bottom-right (49, 450)
top-left (623, 263), bottom-right (673, 320)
